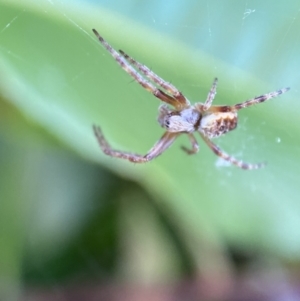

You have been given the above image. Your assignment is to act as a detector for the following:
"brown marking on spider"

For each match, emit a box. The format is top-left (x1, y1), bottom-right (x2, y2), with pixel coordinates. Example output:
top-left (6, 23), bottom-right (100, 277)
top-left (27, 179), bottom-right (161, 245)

top-left (92, 28), bottom-right (290, 170)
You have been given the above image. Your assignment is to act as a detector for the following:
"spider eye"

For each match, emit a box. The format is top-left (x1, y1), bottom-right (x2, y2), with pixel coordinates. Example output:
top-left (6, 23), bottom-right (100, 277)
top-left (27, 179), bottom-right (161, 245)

top-left (165, 120), bottom-right (170, 128)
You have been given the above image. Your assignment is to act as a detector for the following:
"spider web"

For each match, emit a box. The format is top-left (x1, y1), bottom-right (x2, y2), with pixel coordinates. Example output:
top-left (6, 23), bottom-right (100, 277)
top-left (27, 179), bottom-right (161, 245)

top-left (0, 0), bottom-right (300, 300)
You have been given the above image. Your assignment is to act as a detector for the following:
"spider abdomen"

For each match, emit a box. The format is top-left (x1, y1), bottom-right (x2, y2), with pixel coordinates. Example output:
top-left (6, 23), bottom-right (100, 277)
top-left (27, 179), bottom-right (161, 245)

top-left (199, 112), bottom-right (238, 138)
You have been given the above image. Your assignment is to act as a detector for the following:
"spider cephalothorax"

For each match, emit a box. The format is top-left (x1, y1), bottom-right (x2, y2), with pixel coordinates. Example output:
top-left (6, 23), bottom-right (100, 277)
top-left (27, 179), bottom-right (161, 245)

top-left (92, 28), bottom-right (290, 170)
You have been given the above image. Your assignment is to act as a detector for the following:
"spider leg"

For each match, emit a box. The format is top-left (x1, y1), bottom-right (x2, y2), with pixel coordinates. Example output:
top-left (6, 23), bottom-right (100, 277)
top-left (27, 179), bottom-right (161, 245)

top-left (181, 134), bottom-right (199, 155)
top-left (208, 87), bottom-right (290, 113)
top-left (93, 125), bottom-right (178, 163)
top-left (232, 87), bottom-right (290, 110)
top-left (199, 132), bottom-right (265, 170)
top-left (119, 49), bottom-right (189, 108)
top-left (92, 29), bottom-right (182, 109)
top-left (202, 78), bottom-right (218, 111)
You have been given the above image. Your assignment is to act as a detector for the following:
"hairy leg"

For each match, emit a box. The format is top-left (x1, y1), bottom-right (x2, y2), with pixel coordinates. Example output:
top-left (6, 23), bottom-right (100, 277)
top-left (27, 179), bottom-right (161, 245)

top-left (208, 87), bottom-right (290, 113)
top-left (119, 49), bottom-right (189, 108)
top-left (93, 125), bottom-right (178, 162)
top-left (93, 29), bottom-right (184, 108)
top-left (202, 78), bottom-right (218, 111)
top-left (199, 132), bottom-right (265, 170)
top-left (181, 134), bottom-right (199, 155)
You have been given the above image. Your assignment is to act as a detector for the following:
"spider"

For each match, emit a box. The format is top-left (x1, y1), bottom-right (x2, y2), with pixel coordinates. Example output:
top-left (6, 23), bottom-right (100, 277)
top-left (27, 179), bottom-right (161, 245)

top-left (92, 28), bottom-right (290, 170)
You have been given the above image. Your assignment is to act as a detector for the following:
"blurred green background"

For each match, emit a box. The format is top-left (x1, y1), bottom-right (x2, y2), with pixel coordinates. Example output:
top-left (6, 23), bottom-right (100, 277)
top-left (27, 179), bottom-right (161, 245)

top-left (0, 0), bottom-right (300, 300)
